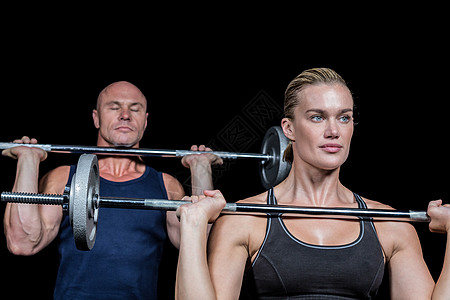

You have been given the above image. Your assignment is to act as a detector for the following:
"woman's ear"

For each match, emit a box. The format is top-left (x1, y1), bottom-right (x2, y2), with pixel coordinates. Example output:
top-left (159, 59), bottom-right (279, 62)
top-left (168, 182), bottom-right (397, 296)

top-left (281, 117), bottom-right (295, 142)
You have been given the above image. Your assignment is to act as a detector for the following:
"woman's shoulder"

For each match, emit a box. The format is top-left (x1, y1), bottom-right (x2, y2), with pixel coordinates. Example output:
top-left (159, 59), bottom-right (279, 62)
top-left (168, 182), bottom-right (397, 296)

top-left (235, 190), bottom-right (268, 205)
top-left (210, 191), bottom-right (269, 251)
top-left (357, 194), bottom-right (396, 210)
top-left (213, 191), bottom-right (268, 229)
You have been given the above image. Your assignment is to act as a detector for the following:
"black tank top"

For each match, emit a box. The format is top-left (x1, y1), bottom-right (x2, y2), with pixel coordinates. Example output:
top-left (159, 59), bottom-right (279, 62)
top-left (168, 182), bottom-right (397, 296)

top-left (54, 165), bottom-right (168, 300)
top-left (242, 188), bottom-right (385, 300)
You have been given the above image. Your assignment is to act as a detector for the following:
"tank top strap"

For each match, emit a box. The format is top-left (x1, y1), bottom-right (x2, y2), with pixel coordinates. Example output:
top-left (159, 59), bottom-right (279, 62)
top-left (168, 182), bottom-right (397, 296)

top-left (353, 192), bottom-right (380, 230)
top-left (353, 192), bottom-right (366, 209)
top-left (266, 187), bottom-right (283, 218)
top-left (68, 164), bottom-right (76, 181)
top-left (251, 189), bottom-right (277, 269)
top-left (266, 187), bottom-right (276, 205)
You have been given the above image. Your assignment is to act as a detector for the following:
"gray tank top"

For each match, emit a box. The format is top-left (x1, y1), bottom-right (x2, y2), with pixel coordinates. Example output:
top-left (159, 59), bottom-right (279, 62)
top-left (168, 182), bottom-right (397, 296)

top-left (241, 188), bottom-right (385, 299)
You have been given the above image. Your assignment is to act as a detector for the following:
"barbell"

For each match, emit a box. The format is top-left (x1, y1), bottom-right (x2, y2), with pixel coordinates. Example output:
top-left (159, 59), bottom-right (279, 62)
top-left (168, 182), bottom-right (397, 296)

top-left (0, 126), bottom-right (291, 189)
top-left (1, 154), bottom-right (430, 251)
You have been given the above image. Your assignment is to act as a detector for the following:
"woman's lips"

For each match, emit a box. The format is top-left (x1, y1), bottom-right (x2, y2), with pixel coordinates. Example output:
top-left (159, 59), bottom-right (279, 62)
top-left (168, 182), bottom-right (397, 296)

top-left (319, 143), bottom-right (343, 153)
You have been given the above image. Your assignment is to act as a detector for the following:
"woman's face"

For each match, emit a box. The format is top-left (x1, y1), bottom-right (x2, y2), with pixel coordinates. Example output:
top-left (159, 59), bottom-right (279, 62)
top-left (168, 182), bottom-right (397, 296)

top-left (282, 83), bottom-right (354, 171)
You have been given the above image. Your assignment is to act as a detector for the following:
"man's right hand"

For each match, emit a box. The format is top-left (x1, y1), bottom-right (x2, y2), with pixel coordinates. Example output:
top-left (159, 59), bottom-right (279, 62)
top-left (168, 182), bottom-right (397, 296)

top-left (2, 136), bottom-right (47, 161)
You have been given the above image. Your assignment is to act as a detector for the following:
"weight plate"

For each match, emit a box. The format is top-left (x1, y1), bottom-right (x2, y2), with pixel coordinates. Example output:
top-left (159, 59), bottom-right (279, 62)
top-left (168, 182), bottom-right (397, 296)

top-left (259, 126), bottom-right (291, 189)
top-left (69, 154), bottom-right (100, 250)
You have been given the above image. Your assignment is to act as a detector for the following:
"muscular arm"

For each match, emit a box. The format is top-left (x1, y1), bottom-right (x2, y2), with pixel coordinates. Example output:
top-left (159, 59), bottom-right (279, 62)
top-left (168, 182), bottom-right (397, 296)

top-left (4, 151), bottom-right (45, 254)
top-left (175, 190), bottom-right (245, 300)
top-left (176, 199), bottom-right (217, 300)
top-left (387, 200), bottom-right (450, 299)
top-left (181, 145), bottom-right (223, 196)
top-left (4, 150), bottom-right (68, 255)
top-left (386, 222), bottom-right (435, 299)
top-left (175, 212), bottom-right (249, 300)
top-left (163, 173), bottom-right (186, 249)
top-left (167, 146), bottom-right (222, 249)
top-left (187, 157), bottom-right (214, 195)
top-left (433, 231), bottom-right (450, 299)
top-left (207, 214), bottom-right (251, 300)
top-left (427, 200), bottom-right (450, 299)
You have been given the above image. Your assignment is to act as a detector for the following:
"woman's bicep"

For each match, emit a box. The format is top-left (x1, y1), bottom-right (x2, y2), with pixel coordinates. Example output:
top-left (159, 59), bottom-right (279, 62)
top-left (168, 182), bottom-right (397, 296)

top-left (207, 215), bottom-right (250, 300)
top-left (388, 223), bottom-right (435, 299)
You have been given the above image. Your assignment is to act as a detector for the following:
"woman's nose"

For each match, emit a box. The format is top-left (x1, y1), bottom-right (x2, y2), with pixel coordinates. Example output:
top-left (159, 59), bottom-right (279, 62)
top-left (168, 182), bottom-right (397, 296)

top-left (324, 120), bottom-right (340, 139)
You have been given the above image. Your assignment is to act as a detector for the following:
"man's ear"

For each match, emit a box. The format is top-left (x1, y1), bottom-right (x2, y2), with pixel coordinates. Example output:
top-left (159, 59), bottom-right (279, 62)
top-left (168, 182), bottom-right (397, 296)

top-left (93, 109), bottom-right (100, 129)
top-left (144, 112), bottom-right (148, 130)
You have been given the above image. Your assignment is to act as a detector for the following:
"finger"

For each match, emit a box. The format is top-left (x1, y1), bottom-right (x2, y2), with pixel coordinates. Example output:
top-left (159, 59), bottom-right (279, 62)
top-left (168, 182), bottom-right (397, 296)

top-left (198, 144), bottom-right (206, 151)
top-left (203, 189), bottom-right (224, 198)
top-left (207, 153), bottom-right (224, 165)
top-left (190, 195), bottom-right (206, 203)
top-left (21, 136), bottom-right (31, 144)
top-left (1, 149), bottom-right (12, 157)
top-left (176, 208), bottom-right (182, 222)
top-left (190, 145), bottom-right (198, 151)
top-left (214, 156), bottom-right (224, 165)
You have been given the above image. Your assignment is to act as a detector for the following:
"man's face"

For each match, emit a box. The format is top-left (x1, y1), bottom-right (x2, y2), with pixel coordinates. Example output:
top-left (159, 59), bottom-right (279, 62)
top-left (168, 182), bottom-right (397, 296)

top-left (93, 83), bottom-right (148, 147)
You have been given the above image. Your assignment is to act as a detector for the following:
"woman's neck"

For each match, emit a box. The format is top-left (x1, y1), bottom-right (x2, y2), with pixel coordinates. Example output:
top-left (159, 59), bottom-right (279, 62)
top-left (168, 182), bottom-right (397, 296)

top-left (276, 160), bottom-right (353, 206)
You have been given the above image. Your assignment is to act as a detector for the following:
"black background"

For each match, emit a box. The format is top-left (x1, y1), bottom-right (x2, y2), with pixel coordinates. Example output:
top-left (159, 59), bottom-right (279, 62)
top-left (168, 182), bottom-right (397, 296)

top-left (1, 9), bottom-right (449, 299)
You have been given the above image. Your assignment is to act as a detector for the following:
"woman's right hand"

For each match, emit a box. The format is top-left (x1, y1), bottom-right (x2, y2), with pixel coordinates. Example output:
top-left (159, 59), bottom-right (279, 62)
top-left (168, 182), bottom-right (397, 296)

top-left (177, 190), bottom-right (227, 224)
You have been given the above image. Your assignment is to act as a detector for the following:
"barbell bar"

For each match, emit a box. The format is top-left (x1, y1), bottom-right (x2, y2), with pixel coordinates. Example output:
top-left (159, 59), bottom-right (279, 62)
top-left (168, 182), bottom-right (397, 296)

top-left (2, 193), bottom-right (430, 222)
top-left (0, 143), bottom-right (271, 160)
top-left (0, 126), bottom-right (292, 189)
top-left (1, 154), bottom-right (431, 251)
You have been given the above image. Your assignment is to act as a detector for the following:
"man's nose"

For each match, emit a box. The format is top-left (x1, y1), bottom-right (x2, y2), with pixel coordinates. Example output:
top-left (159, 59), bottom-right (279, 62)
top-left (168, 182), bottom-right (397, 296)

top-left (119, 109), bottom-right (131, 121)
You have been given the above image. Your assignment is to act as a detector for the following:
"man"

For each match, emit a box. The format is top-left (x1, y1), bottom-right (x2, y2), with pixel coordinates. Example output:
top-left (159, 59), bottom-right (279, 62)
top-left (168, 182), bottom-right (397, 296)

top-left (3, 81), bottom-right (222, 299)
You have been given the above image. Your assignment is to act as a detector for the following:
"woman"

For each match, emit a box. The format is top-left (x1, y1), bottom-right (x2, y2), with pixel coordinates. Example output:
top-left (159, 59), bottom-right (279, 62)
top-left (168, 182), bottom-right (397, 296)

top-left (175, 68), bottom-right (450, 299)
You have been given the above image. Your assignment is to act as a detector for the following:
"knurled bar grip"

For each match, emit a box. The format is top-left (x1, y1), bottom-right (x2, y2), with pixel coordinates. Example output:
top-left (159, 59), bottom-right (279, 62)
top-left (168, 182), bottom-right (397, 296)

top-left (1, 192), bottom-right (65, 205)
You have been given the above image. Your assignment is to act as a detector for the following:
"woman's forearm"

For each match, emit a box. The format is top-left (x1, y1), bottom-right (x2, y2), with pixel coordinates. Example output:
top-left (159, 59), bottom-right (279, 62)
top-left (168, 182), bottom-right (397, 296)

top-left (175, 212), bottom-right (216, 300)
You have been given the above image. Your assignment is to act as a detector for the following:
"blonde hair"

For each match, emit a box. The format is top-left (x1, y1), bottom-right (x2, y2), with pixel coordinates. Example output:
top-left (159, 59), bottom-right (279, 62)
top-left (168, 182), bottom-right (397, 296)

top-left (283, 67), bottom-right (350, 163)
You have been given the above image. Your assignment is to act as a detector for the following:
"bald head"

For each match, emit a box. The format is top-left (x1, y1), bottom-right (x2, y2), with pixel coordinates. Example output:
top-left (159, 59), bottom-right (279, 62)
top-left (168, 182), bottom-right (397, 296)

top-left (96, 81), bottom-right (147, 111)
top-left (93, 81), bottom-right (149, 147)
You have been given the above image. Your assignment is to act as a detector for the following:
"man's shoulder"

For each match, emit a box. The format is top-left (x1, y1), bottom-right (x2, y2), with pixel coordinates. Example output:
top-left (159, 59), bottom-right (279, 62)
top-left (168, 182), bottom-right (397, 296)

top-left (39, 165), bottom-right (71, 194)
top-left (161, 172), bottom-right (184, 200)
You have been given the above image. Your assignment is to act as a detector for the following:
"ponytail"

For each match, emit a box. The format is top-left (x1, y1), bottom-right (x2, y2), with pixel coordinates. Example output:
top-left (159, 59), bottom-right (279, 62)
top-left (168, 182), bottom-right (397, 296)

top-left (283, 141), bottom-right (294, 164)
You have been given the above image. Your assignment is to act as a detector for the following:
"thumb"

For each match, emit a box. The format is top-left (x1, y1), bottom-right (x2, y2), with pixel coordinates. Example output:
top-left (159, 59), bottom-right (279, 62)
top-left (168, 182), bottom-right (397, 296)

top-left (428, 199), bottom-right (443, 210)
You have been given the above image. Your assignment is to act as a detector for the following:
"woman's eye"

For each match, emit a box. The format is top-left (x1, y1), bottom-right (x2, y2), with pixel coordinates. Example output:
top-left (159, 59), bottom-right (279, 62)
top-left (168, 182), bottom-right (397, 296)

top-left (339, 115), bottom-right (352, 123)
top-left (311, 115), bottom-right (323, 122)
